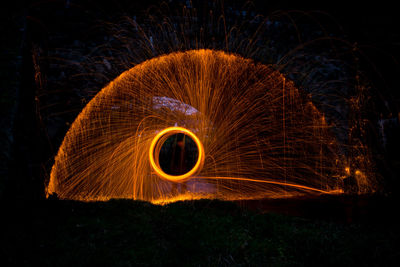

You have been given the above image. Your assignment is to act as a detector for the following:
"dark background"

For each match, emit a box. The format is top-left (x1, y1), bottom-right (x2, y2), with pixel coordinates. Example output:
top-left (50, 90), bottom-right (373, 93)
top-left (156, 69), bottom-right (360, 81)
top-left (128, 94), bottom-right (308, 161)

top-left (1, 0), bottom-right (399, 199)
top-left (1, 1), bottom-right (400, 266)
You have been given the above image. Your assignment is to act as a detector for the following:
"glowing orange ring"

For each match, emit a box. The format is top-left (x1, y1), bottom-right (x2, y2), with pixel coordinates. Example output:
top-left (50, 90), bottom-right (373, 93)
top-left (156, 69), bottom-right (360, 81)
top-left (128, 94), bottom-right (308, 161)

top-left (149, 127), bottom-right (204, 182)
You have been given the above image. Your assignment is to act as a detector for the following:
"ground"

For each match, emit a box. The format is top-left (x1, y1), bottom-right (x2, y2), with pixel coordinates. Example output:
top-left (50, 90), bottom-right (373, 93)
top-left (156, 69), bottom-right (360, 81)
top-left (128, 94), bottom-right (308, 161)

top-left (2, 196), bottom-right (399, 266)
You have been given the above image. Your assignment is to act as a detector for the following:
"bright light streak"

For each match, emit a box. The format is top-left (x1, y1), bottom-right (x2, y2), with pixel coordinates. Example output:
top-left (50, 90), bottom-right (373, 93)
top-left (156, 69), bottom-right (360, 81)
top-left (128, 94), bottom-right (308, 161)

top-left (149, 126), bottom-right (204, 182)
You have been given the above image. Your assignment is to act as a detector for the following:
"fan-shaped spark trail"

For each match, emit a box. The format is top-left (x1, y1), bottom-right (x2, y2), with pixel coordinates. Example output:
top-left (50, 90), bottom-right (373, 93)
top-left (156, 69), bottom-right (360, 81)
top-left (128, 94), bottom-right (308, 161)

top-left (47, 49), bottom-right (367, 204)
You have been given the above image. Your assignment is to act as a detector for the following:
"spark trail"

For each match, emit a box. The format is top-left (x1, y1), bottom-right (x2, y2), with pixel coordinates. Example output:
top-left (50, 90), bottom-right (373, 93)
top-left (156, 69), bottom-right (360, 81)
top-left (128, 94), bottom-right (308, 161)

top-left (47, 49), bottom-right (369, 203)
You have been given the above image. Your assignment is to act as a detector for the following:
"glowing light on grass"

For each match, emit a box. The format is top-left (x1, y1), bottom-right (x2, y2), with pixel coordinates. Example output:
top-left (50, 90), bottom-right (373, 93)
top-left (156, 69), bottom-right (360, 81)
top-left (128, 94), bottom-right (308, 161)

top-left (46, 49), bottom-right (373, 203)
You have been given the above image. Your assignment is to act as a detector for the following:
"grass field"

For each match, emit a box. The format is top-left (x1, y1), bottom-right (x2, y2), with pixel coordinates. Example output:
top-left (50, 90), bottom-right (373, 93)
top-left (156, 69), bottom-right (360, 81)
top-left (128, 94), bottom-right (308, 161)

top-left (2, 197), bottom-right (399, 266)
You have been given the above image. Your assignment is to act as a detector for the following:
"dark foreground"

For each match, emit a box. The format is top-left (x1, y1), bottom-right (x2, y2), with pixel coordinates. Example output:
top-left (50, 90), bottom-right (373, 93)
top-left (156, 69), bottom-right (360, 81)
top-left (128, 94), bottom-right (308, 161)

top-left (2, 195), bottom-right (399, 266)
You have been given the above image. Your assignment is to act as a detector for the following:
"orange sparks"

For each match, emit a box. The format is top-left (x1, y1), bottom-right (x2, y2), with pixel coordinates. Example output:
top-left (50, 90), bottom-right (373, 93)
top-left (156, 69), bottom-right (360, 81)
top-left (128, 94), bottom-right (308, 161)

top-left (46, 49), bottom-right (374, 203)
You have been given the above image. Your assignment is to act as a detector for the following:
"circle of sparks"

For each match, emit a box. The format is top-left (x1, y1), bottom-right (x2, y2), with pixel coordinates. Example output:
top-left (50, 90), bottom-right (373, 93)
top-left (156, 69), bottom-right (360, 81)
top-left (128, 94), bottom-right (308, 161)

top-left (149, 127), bottom-right (204, 182)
